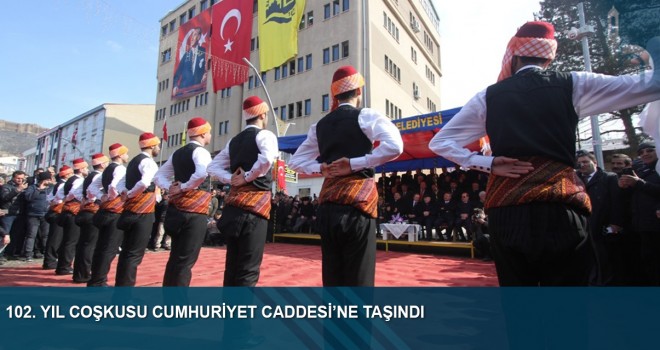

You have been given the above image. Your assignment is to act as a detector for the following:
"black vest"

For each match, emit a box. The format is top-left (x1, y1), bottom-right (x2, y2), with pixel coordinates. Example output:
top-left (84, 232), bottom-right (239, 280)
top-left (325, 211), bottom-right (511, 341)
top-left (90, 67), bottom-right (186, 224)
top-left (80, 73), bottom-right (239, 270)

top-left (316, 105), bottom-right (374, 177)
top-left (82, 171), bottom-right (100, 198)
top-left (125, 153), bottom-right (155, 192)
top-left (485, 69), bottom-right (578, 167)
top-left (63, 174), bottom-right (79, 196)
top-left (173, 143), bottom-right (200, 183)
top-left (229, 127), bottom-right (272, 190)
top-left (102, 163), bottom-right (120, 193)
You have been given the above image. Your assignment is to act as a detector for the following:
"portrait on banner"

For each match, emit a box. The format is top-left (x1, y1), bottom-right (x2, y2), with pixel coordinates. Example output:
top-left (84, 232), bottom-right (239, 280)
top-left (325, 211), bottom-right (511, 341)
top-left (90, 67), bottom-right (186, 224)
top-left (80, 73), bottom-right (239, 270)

top-left (172, 10), bottom-right (212, 100)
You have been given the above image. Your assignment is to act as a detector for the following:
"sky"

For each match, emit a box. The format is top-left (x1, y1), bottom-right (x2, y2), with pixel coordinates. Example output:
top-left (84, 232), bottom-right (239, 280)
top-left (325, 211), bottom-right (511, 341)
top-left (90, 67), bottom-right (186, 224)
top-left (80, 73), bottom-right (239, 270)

top-left (0, 0), bottom-right (541, 129)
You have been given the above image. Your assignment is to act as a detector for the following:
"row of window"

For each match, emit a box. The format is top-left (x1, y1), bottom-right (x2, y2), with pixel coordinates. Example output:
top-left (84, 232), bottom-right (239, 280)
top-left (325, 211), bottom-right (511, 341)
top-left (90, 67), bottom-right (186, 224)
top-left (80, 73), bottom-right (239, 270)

top-left (324, 0), bottom-right (350, 20)
top-left (425, 65), bottom-right (436, 85)
top-left (196, 92), bottom-right (209, 107)
top-left (427, 98), bottom-right (437, 112)
top-left (385, 99), bottom-right (403, 120)
top-left (155, 108), bottom-right (167, 121)
top-left (170, 99), bottom-right (191, 117)
top-left (423, 31), bottom-right (435, 54)
top-left (299, 11), bottom-right (315, 30)
top-left (161, 0), bottom-right (220, 38)
top-left (322, 41), bottom-right (349, 64)
top-left (250, 37), bottom-right (259, 52)
top-left (157, 78), bottom-right (170, 93)
top-left (411, 47), bottom-right (418, 64)
top-left (384, 55), bottom-right (401, 82)
top-left (167, 133), bottom-right (184, 147)
top-left (383, 12), bottom-right (400, 42)
top-left (218, 120), bottom-right (229, 136)
top-left (274, 99), bottom-right (313, 120)
top-left (220, 87), bottom-right (232, 99)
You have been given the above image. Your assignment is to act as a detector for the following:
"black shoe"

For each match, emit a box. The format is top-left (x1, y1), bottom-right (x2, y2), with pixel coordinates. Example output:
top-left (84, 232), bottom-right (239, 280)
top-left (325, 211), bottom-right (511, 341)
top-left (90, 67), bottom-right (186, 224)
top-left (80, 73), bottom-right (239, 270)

top-left (73, 278), bottom-right (90, 284)
top-left (161, 246), bottom-right (171, 251)
top-left (42, 265), bottom-right (56, 270)
top-left (33, 253), bottom-right (43, 259)
top-left (23, 257), bottom-right (33, 262)
top-left (55, 269), bottom-right (74, 275)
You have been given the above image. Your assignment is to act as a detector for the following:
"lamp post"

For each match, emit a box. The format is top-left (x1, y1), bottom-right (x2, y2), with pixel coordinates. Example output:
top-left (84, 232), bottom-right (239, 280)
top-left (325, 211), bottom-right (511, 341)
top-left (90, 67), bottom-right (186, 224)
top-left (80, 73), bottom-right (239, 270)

top-left (567, 2), bottom-right (604, 168)
top-left (59, 137), bottom-right (84, 167)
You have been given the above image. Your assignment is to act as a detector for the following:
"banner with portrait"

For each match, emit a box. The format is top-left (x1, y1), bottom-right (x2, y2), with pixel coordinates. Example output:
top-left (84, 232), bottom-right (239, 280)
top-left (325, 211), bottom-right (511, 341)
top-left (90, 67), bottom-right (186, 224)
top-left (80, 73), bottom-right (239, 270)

top-left (172, 10), bottom-right (212, 100)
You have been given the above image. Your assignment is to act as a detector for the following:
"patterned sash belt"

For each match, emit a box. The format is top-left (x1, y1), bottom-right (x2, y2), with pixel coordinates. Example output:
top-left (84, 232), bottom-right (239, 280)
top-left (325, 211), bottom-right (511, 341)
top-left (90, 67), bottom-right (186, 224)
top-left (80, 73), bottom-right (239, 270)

top-left (100, 196), bottom-right (124, 214)
top-left (124, 192), bottom-right (156, 214)
top-left (319, 174), bottom-right (378, 218)
top-left (225, 185), bottom-right (271, 219)
top-left (62, 200), bottom-right (81, 216)
top-left (80, 200), bottom-right (100, 214)
top-left (170, 189), bottom-right (212, 215)
top-left (50, 202), bottom-right (64, 214)
top-left (485, 156), bottom-right (591, 215)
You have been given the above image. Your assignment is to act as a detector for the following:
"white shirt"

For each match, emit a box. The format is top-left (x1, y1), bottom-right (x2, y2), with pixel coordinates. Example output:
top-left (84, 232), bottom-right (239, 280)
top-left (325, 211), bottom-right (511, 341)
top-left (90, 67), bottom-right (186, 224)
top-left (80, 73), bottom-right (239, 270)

top-left (64, 175), bottom-right (84, 202)
top-left (154, 140), bottom-right (212, 191)
top-left (105, 163), bottom-right (127, 201)
top-left (207, 125), bottom-right (279, 184)
top-left (86, 171), bottom-right (103, 202)
top-left (289, 105), bottom-right (404, 174)
top-left (117, 152), bottom-right (159, 198)
top-left (429, 67), bottom-right (660, 172)
top-left (48, 181), bottom-right (66, 204)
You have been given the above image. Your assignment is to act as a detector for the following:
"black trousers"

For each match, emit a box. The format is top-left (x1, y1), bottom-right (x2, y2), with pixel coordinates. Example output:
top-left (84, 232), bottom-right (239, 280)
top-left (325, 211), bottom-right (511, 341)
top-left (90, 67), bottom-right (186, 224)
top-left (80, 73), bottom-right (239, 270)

top-left (316, 203), bottom-right (376, 286)
top-left (23, 216), bottom-right (49, 258)
top-left (219, 205), bottom-right (268, 287)
top-left (72, 211), bottom-right (99, 282)
top-left (488, 202), bottom-right (591, 286)
top-left (56, 212), bottom-right (80, 273)
top-left (43, 216), bottom-right (63, 269)
top-left (162, 208), bottom-right (207, 286)
top-left (639, 230), bottom-right (660, 285)
top-left (88, 211), bottom-right (123, 287)
top-left (115, 212), bottom-right (154, 286)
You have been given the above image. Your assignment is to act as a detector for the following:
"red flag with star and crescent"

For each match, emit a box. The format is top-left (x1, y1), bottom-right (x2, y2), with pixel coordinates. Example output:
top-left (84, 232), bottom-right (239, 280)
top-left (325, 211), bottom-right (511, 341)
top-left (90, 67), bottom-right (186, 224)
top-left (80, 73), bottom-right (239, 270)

top-left (210, 0), bottom-right (254, 92)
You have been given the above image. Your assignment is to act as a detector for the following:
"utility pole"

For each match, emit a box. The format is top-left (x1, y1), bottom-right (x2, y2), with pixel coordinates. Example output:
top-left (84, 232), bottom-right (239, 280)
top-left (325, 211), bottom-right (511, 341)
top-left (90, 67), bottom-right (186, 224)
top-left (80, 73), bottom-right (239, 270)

top-left (568, 3), bottom-right (604, 168)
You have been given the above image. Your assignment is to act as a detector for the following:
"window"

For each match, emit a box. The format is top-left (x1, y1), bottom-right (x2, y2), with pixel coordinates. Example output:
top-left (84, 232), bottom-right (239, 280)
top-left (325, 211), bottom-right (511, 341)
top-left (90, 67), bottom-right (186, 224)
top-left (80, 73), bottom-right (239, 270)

top-left (248, 76), bottom-right (254, 89)
top-left (161, 26), bottom-right (167, 37)
top-left (180, 13), bottom-right (187, 25)
top-left (288, 103), bottom-right (295, 119)
top-left (322, 94), bottom-right (330, 112)
top-left (169, 20), bottom-right (176, 32)
top-left (383, 12), bottom-right (399, 42)
top-left (333, 0), bottom-right (340, 15)
top-left (188, 7), bottom-right (196, 20)
top-left (161, 48), bottom-right (171, 63)
top-left (342, 0), bottom-right (350, 12)
top-left (384, 55), bottom-right (401, 82)
top-left (289, 61), bottom-right (296, 75)
top-left (218, 122), bottom-right (224, 135)
top-left (299, 13), bottom-right (306, 30)
top-left (427, 98), bottom-right (436, 112)
top-left (280, 105), bottom-right (287, 120)
top-left (297, 57), bottom-right (304, 73)
top-left (251, 38), bottom-right (257, 51)
top-left (274, 107), bottom-right (278, 118)
top-left (261, 72), bottom-right (267, 84)
top-left (296, 101), bottom-right (303, 118)
top-left (304, 99), bottom-right (312, 115)
top-left (323, 48), bottom-right (330, 64)
top-left (332, 44), bottom-right (339, 61)
top-left (201, 0), bottom-right (208, 11)
top-left (324, 4), bottom-right (331, 19)
top-left (224, 121), bottom-right (228, 134)
top-left (275, 67), bottom-right (280, 80)
top-left (306, 54), bottom-right (312, 70)
top-left (282, 63), bottom-right (288, 78)
top-left (307, 11), bottom-right (314, 26)
top-left (341, 41), bottom-right (349, 58)
top-left (411, 47), bottom-right (417, 64)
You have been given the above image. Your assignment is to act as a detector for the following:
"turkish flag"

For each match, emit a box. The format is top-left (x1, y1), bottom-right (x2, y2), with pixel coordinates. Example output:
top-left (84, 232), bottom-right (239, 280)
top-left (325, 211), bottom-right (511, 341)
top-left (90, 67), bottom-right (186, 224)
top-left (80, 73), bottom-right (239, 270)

top-left (210, 0), bottom-right (254, 92)
top-left (276, 160), bottom-right (286, 193)
top-left (162, 121), bottom-right (168, 141)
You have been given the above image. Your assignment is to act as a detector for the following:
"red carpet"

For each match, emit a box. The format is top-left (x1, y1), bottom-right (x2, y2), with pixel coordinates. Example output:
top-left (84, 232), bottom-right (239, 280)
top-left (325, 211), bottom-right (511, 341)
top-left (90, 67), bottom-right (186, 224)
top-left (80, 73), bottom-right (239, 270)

top-left (0, 243), bottom-right (497, 287)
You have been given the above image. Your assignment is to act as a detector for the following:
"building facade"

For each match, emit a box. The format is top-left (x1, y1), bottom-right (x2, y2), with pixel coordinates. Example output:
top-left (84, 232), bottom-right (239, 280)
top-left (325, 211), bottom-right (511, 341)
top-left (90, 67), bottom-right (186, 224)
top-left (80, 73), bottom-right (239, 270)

top-left (155, 0), bottom-right (441, 195)
top-left (34, 104), bottom-right (155, 171)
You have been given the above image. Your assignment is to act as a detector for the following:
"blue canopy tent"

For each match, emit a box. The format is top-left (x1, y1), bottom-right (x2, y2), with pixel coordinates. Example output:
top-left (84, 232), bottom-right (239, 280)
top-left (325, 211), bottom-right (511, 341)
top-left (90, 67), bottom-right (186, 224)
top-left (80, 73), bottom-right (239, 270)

top-left (277, 107), bottom-right (483, 172)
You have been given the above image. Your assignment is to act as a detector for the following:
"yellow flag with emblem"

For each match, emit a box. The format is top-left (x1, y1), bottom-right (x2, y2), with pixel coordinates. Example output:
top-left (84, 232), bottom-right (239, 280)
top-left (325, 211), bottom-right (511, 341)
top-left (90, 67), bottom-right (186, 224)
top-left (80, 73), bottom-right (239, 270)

top-left (258, 0), bottom-right (306, 72)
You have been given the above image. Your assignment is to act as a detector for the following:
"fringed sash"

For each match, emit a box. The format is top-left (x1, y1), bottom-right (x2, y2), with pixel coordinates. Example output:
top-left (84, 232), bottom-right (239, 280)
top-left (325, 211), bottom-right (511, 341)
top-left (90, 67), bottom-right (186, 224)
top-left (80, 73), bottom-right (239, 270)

top-left (124, 192), bottom-right (157, 214)
top-left (485, 156), bottom-right (591, 215)
top-left (62, 200), bottom-right (81, 216)
top-left (50, 202), bottom-right (64, 214)
top-left (80, 200), bottom-right (100, 214)
top-left (170, 189), bottom-right (212, 215)
top-left (319, 174), bottom-right (378, 218)
top-left (100, 196), bottom-right (124, 214)
top-left (225, 185), bottom-right (271, 219)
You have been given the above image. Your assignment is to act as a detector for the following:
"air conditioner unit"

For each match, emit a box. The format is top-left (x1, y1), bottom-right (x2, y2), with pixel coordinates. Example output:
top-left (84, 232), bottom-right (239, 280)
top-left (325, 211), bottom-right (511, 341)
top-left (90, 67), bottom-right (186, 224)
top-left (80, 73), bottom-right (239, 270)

top-left (413, 90), bottom-right (420, 100)
top-left (411, 21), bottom-right (420, 33)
